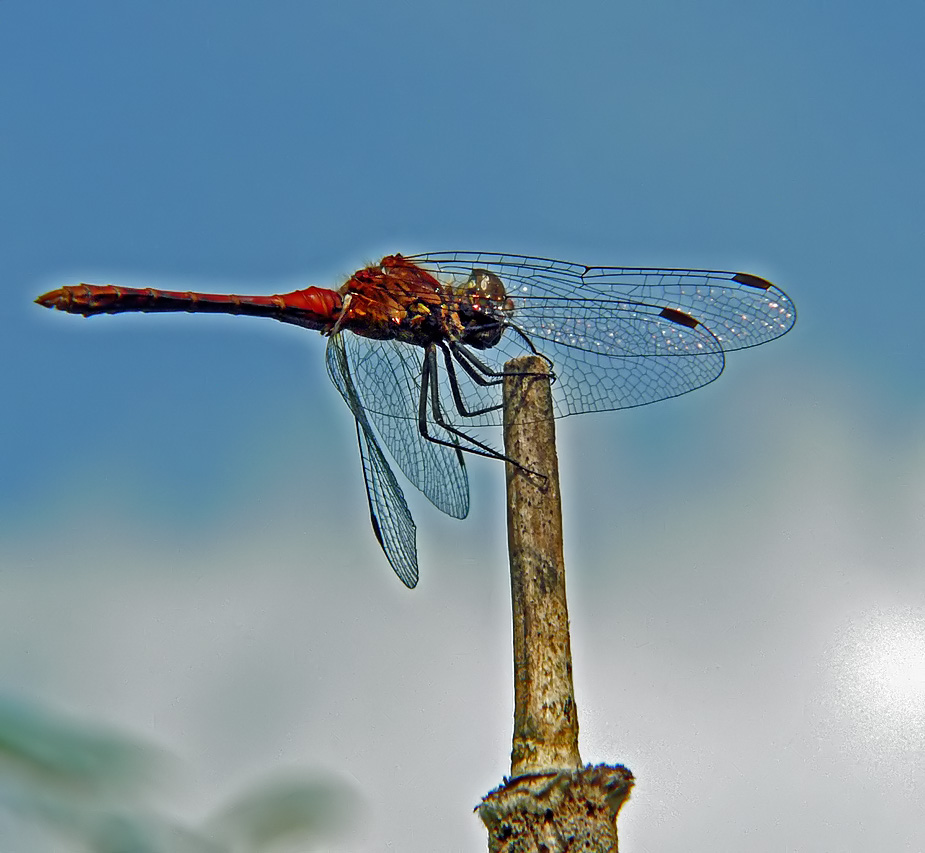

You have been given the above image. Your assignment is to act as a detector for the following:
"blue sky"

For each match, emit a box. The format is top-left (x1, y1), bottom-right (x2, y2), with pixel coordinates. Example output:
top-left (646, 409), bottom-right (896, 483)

top-left (2, 1), bottom-right (923, 849)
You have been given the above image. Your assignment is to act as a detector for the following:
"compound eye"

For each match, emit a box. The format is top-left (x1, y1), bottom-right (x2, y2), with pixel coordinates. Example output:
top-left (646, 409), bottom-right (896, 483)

top-left (467, 269), bottom-right (507, 302)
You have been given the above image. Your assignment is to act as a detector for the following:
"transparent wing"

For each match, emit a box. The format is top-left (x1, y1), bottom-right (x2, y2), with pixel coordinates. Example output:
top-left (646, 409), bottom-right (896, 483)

top-left (353, 418), bottom-right (419, 588)
top-left (325, 334), bottom-right (418, 588)
top-left (411, 251), bottom-right (795, 352)
top-left (406, 251), bottom-right (796, 422)
top-left (336, 334), bottom-right (469, 520)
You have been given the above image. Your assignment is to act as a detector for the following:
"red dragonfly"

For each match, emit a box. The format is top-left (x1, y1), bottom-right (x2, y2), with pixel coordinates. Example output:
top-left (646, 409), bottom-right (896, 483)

top-left (36, 252), bottom-right (796, 587)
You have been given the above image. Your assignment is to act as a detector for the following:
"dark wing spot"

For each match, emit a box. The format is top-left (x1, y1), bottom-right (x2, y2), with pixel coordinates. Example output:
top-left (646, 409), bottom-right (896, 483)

top-left (368, 510), bottom-right (385, 547)
top-left (659, 306), bottom-right (699, 329)
top-left (732, 272), bottom-right (772, 290)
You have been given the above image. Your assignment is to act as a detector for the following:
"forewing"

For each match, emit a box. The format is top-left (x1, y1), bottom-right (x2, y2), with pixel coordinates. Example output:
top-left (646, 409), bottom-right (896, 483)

top-left (411, 251), bottom-right (795, 353)
top-left (409, 252), bottom-right (795, 418)
top-left (325, 334), bottom-right (418, 587)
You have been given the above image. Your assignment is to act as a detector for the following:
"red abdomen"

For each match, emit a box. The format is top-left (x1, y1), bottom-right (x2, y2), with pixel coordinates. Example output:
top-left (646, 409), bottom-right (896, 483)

top-left (36, 284), bottom-right (343, 332)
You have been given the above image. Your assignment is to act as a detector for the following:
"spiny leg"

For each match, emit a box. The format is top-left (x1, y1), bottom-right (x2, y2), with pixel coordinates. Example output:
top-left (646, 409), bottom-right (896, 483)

top-left (418, 346), bottom-right (544, 479)
top-left (417, 346), bottom-right (501, 460)
top-left (417, 348), bottom-right (466, 467)
top-left (450, 324), bottom-right (555, 388)
top-left (438, 336), bottom-right (556, 420)
top-left (439, 343), bottom-right (504, 419)
top-left (501, 321), bottom-right (554, 366)
top-left (450, 328), bottom-right (552, 386)
top-left (447, 343), bottom-right (506, 386)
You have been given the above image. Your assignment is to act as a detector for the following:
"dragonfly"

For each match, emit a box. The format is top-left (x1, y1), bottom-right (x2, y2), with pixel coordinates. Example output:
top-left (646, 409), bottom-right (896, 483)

top-left (36, 252), bottom-right (796, 587)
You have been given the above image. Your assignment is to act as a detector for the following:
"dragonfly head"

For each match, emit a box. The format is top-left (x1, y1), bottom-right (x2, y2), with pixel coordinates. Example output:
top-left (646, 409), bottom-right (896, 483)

top-left (457, 268), bottom-right (514, 349)
top-left (464, 269), bottom-right (509, 304)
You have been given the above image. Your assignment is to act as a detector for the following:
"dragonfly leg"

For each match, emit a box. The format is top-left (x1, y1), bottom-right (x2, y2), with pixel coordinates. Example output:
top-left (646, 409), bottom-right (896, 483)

top-left (416, 349), bottom-right (467, 466)
top-left (440, 337), bottom-right (558, 419)
top-left (448, 344), bottom-right (506, 386)
top-left (440, 344), bottom-right (504, 418)
top-left (418, 346), bottom-right (544, 479)
top-left (498, 321), bottom-right (555, 370)
top-left (417, 346), bottom-right (508, 461)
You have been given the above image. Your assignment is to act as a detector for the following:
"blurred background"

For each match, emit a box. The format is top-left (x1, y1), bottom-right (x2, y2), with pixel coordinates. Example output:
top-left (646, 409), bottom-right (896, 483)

top-left (2, 1), bottom-right (923, 849)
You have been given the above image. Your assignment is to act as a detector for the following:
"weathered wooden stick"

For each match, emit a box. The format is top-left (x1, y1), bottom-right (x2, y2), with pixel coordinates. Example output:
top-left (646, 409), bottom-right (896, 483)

top-left (479, 355), bottom-right (632, 853)
top-left (502, 355), bottom-right (580, 777)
